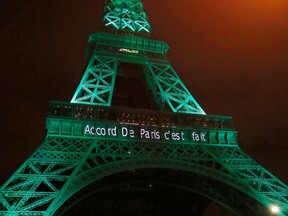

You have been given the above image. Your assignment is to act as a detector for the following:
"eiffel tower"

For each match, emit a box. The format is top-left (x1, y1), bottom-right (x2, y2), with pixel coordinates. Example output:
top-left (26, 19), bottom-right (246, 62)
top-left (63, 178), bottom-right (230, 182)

top-left (1, 0), bottom-right (287, 215)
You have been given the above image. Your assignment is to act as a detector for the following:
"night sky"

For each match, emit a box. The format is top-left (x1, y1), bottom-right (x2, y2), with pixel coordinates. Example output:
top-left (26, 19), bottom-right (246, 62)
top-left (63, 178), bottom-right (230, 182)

top-left (0, 0), bottom-right (287, 209)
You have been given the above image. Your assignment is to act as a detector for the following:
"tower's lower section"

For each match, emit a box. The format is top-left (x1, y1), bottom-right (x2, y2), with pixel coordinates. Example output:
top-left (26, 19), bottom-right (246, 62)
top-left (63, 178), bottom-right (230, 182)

top-left (0, 102), bottom-right (287, 216)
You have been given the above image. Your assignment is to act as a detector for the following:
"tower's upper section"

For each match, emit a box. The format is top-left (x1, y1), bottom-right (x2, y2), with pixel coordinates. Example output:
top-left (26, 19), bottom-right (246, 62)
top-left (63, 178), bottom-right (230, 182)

top-left (103, 0), bottom-right (151, 36)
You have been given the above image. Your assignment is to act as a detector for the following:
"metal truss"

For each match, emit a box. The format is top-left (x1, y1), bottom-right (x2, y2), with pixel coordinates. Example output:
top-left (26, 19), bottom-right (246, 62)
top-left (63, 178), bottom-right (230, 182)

top-left (0, 105), bottom-right (287, 215)
top-left (103, 0), bottom-right (151, 35)
top-left (146, 63), bottom-right (205, 114)
top-left (71, 55), bottom-right (118, 106)
top-left (71, 31), bottom-right (205, 114)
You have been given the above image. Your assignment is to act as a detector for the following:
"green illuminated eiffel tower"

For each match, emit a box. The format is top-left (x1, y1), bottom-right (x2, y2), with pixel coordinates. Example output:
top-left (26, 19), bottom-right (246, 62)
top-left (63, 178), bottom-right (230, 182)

top-left (0, 0), bottom-right (287, 215)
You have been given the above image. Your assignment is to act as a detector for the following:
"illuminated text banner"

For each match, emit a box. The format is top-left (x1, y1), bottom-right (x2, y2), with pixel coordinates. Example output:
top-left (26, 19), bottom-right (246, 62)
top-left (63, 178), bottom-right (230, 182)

top-left (84, 123), bottom-right (208, 144)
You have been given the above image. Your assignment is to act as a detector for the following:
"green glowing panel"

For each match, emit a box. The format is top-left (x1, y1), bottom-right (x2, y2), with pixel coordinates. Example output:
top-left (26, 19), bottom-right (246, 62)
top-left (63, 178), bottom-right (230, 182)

top-left (103, 0), bottom-right (151, 35)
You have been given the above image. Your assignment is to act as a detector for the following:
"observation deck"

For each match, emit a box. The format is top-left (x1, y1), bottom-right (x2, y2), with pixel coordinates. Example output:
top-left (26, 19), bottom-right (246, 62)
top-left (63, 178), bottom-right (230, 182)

top-left (47, 101), bottom-right (237, 146)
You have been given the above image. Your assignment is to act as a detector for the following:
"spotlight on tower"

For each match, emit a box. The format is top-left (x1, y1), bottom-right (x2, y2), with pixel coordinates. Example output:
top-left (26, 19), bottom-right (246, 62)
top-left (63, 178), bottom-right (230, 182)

top-left (270, 205), bottom-right (280, 214)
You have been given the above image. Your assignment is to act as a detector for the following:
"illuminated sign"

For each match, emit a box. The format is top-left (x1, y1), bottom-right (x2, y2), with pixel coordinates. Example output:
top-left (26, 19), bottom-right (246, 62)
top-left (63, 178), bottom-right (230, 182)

top-left (119, 48), bottom-right (139, 54)
top-left (84, 124), bottom-right (208, 144)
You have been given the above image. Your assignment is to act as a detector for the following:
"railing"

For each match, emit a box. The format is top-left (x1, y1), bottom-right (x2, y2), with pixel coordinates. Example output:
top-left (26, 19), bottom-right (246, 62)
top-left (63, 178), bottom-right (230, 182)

top-left (48, 101), bottom-right (234, 130)
top-left (90, 32), bottom-right (169, 54)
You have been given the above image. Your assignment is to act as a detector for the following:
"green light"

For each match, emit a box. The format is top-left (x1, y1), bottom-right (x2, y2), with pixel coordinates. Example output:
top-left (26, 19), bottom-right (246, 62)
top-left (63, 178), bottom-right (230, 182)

top-left (103, 0), bottom-right (151, 35)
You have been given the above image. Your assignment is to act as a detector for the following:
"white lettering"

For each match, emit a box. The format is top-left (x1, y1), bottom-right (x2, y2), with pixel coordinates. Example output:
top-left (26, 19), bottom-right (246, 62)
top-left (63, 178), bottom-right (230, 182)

top-left (200, 133), bottom-right (206, 141)
top-left (140, 128), bottom-right (160, 139)
top-left (84, 125), bottom-right (206, 144)
top-left (122, 127), bottom-right (128, 137)
top-left (121, 127), bottom-right (135, 138)
top-left (140, 128), bottom-right (145, 138)
top-left (107, 126), bottom-right (117, 136)
top-left (129, 129), bottom-right (135, 138)
top-left (192, 132), bottom-right (200, 141)
top-left (181, 132), bottom-right (185, 141)
top-left (172, 132), bottom-right (180, 140)
top-left (164, 131), bottom-right (170, 140)
top-left (84, 125), bottom-right (94, 135)
top-left (192, 132), bottom-right (206, 142)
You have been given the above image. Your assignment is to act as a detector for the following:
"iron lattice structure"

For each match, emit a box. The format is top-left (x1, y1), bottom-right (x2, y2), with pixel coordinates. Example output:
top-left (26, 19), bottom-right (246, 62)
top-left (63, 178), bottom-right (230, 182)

top-left (70, 31), bottom-right (205, 114)
top-left (103, 0), bottom-right (151, 34)
top-left (1, 0), bottom-right (287, 215)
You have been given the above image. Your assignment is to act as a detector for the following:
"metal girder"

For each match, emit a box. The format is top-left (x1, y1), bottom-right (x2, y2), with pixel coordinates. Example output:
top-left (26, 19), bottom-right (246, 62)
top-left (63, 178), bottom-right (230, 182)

top-left (146, 62), bottom-right (206, 114)
top-left (71, 55), bottom-right (118, 106)
top-left (204, 145), bottom-right (288, 213)
top-left (71, 31), bottom-right (205, 115)
top-left (87, 32), bottom-right (169, 56)
top-left (103, 0), bottom-right (151, 35)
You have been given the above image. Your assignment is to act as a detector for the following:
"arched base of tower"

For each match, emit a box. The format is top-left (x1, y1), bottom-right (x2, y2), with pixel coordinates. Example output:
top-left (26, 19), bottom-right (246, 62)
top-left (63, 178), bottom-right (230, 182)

top-left (56, 168), bottom-right (269, 216)
top-left (57, 170), bottom-right (210, 216)
top-left (61, 184), bottom-right (209, 216)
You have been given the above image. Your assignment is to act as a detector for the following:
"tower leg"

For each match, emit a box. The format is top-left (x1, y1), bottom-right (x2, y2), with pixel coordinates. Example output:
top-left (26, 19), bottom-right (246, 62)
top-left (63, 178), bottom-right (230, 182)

top-left (71, 55), bottom-right (118, 106)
